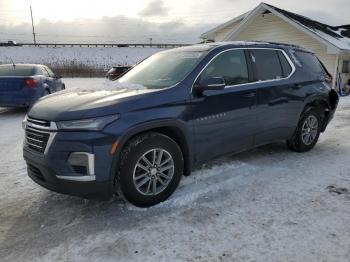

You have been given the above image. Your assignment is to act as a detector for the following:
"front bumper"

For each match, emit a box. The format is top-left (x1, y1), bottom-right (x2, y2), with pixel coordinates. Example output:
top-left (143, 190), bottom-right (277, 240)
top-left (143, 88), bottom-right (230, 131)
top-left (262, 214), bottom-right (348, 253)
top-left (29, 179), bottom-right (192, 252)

top-left (23, 127), bottom-right (118, 200)
top-left (24, 148), bottom-right (112, 200)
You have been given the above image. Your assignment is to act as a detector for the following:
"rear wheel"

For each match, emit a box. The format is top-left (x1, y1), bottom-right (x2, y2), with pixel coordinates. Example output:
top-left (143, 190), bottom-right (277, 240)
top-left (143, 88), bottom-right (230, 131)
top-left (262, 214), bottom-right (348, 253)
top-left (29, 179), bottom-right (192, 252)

top-left (43, 89), bottom-right (50, 96)
top-left (117, 132), bottom-right (184, 207)
top-left (287, 109), bottom-right (321, 152)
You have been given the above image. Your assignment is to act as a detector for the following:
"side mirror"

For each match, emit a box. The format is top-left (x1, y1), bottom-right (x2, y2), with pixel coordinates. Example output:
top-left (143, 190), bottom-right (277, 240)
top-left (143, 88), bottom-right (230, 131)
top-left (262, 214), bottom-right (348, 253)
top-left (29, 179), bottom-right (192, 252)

top-left (54, 75), bottom-right (62, 79)
top-left (194, 77), bottom-right (226, 93)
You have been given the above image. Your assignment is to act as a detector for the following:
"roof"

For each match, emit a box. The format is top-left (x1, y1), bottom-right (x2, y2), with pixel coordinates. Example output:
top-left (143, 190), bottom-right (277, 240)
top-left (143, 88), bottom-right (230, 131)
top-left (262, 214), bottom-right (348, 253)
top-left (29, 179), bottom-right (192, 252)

top-left (201, 2), bottom-right (350, 52)
top-left (0, 64), bottom-right (45, 67)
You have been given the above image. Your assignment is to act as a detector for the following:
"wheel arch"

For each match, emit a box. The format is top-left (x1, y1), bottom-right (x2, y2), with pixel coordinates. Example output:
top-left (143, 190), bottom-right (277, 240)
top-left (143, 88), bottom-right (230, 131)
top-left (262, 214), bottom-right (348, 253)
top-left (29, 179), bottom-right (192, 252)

top-left (302, 97), bottom-right (331, 132)
top-left (110, 120), bottom-right (193, 185)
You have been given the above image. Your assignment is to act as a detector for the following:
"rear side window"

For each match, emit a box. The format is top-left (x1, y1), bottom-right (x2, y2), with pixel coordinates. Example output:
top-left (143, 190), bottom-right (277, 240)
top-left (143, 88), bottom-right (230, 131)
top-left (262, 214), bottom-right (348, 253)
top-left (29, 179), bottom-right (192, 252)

top-left (277, 51), bottom-right (292, 77)
top-left (0, 65), bottom-right (34, 76)
top-left (200, 49), bottom-right (249, 86)
top-left (250, 49), bottom-right (284, 81)
top-left (40, 67), bottom-right (50, 77)
top-left (45, 67), bottom-right (55, 77)
top-left (295, 51), bottom-right (324, 76)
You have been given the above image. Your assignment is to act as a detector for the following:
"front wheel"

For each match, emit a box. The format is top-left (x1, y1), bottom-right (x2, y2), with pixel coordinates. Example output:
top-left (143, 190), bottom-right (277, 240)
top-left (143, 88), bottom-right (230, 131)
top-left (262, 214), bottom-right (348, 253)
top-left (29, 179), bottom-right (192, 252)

top-left (117, 132), bottom-right (184, 207)
top-left (287, 109), bottom-right (321, 152)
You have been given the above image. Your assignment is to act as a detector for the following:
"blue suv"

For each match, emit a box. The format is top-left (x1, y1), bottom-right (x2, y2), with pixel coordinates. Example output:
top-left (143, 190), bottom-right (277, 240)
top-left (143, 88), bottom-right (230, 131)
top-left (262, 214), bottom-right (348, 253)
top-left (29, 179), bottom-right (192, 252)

top-left (23, 42), bottom-right (339, 207)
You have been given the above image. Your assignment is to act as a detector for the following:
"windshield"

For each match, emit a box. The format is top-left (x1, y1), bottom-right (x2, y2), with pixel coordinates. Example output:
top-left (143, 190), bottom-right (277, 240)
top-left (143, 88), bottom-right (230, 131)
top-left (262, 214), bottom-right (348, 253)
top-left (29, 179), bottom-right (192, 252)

top-left (0, 65), bottom-right (35, 76)
top-left (117, 50), bottom-right (206, 89)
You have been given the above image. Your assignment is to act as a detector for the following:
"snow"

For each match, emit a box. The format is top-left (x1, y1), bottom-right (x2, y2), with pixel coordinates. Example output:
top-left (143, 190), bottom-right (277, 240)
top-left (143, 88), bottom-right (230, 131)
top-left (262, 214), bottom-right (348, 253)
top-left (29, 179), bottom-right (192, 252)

top-left (311, 29), bottom-right (350, 51)
top-left (1, 78), bottom-right (350, 261)
top-left (285, 18), bottom-right (350, 51)
top-left (0, 46), bottom-right (163, 69)
top-left (60, 78), bottom-right (147, 91)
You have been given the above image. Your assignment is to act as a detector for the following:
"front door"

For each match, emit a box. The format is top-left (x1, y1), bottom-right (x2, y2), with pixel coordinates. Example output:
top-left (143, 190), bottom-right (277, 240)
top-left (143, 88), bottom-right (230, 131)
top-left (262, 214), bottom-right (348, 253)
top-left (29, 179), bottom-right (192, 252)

top-left (190, 49), bottom-right (257, 162)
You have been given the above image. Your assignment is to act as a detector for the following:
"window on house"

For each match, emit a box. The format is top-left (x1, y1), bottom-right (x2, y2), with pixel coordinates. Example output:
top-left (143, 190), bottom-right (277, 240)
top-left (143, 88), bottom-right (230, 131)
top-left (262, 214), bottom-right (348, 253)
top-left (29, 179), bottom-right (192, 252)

top-left (342, 61), bottom-right (349, 73)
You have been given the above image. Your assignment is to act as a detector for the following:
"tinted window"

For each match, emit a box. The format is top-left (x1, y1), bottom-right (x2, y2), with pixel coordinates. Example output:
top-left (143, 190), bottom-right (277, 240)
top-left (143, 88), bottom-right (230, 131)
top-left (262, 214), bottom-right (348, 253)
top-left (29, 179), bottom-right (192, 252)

top-left (295, 51), bottom-right (324, 76)
top-left (277, 51), bottom-right (292, 77)
top-left (250, 49), bottom-right (283, 81)
top-left (0, 65), bottom-right (34, 76)
top-left (200, 49), bottom-right (249, 86)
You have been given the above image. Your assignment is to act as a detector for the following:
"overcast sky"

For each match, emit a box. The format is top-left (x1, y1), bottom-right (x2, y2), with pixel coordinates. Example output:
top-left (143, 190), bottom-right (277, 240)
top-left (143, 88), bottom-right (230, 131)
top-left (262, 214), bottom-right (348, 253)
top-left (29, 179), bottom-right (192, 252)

top-left (0, 0), bottom-right (349, 43)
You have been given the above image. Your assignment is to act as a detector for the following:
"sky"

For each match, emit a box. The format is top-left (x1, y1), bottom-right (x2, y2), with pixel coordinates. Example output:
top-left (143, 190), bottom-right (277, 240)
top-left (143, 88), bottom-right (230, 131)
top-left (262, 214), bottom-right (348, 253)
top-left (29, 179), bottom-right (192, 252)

top-left (0, 0), bottom-right (349, 44)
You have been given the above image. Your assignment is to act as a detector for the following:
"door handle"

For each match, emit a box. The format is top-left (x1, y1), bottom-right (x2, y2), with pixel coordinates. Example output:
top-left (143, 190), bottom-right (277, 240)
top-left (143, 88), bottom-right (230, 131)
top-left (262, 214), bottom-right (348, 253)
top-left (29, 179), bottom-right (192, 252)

top-left (242, 92), bottom-right (256, 98)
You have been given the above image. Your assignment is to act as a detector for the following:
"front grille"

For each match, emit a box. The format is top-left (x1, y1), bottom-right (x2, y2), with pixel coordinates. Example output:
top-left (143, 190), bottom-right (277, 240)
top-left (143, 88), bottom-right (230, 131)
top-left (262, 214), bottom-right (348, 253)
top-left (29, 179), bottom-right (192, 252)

top-left (25, 128), bottom-right (50, 153)
top-left (25, 117), bottom-right (56, 154)
top-left (27, 163), bottom-right (45, 181)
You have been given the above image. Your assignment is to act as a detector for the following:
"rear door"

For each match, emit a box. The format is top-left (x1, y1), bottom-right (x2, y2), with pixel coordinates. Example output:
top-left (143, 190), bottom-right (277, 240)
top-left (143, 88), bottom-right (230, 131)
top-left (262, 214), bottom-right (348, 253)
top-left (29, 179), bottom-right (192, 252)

top-left (248, 48), bottom-right (300, 146)
top-left (191, 49), bottom-right (257, 162)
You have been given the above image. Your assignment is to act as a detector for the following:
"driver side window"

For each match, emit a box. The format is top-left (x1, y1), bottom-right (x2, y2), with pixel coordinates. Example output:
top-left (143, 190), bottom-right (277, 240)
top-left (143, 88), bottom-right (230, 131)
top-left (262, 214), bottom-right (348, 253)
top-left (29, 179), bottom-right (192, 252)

top-left (200, 49), bottom-right (249, 86)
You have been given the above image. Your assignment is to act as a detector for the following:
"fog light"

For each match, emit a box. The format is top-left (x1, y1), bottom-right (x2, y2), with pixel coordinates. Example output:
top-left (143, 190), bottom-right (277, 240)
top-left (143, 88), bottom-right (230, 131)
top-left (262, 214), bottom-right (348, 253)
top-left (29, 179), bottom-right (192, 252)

top-left (68, 152), bottom-right (95, 176)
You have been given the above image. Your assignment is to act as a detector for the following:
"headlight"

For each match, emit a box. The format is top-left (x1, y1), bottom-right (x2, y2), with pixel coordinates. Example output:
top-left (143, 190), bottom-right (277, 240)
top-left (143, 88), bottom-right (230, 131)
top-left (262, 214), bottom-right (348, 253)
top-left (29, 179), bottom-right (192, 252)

top-left (56, 114), bottom-right (120, 131)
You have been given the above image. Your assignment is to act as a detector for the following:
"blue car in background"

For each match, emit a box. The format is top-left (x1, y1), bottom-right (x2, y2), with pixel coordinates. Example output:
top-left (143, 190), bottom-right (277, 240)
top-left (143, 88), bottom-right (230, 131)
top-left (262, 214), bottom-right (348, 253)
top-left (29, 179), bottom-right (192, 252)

top-left (0, 64), bottom-right (65, 108)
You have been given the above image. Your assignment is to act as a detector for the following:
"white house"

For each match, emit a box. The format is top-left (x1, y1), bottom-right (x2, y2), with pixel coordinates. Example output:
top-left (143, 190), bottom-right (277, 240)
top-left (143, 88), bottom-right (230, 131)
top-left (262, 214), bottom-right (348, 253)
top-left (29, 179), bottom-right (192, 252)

top-left (201, 2), bottom-right (350, 90)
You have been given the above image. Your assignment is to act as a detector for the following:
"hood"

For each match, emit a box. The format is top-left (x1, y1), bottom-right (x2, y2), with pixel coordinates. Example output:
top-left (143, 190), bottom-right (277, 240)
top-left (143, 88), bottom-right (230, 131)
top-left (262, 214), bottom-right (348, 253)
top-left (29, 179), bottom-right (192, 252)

top-left (29, 87), bottom-right (158, 121)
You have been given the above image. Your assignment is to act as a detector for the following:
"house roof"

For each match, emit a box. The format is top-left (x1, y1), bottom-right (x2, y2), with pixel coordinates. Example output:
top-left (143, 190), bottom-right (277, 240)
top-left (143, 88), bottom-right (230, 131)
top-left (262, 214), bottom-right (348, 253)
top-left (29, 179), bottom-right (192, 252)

top-left (200, 12), bottom-right (248, 40)
top-left (201, 2), bottom-right (350, 52)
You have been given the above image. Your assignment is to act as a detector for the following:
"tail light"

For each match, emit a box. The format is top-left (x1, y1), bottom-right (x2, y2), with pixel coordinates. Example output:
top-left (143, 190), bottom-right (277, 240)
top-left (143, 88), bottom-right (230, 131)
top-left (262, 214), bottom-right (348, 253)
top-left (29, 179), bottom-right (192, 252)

top-left (24, 78), bottom-right (38, 88)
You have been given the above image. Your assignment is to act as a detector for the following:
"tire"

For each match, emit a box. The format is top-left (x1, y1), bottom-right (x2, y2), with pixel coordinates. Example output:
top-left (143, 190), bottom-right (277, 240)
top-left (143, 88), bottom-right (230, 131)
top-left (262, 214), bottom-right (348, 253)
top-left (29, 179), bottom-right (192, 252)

top-left (287, 109), bottom-right (322, 152)
top-left (43, 89), bottom-right (50, 96)
top-left (117, 132), bottom-right (184, 207)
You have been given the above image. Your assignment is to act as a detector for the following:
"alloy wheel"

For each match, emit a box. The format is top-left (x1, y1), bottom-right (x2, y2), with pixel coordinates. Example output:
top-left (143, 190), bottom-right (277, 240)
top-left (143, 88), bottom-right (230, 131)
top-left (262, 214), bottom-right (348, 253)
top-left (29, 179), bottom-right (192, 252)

top-left (301, 115), bottom-right (318, 146)
top-left (133, 148), bottom-right (175, 196)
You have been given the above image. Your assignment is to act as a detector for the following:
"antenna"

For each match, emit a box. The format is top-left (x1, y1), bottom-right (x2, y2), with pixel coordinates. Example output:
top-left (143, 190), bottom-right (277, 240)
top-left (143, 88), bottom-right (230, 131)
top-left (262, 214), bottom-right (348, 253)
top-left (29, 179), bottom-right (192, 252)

top-left (30, 6), bottom-right (37, 46)
top-left (9, 58), bottom-right (16, 69)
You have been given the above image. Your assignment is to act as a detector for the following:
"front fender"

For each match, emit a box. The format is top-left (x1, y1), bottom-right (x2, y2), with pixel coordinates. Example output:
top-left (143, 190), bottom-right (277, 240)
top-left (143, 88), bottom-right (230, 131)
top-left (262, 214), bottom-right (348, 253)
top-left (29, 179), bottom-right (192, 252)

top-left (108, 118), bottom-right (194, 183)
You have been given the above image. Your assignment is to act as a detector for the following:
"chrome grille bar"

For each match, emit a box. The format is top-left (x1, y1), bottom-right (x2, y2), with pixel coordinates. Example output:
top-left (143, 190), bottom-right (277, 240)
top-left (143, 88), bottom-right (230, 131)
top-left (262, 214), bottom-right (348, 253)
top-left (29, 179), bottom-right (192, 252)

top-left (24, 116), bottom-right (57, 154)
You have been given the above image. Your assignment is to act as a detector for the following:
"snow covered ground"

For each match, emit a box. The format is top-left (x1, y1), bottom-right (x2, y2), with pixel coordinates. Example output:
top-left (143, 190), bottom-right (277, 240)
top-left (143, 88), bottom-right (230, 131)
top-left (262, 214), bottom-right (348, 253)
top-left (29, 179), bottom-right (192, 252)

top-left (0, 47), bottom-right (162, 69)
top-left (1, 78), bottom-right (350, 261)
